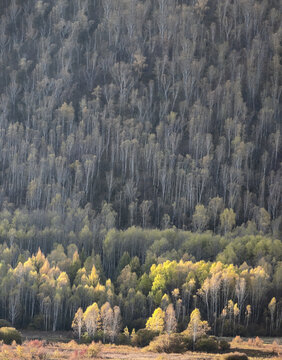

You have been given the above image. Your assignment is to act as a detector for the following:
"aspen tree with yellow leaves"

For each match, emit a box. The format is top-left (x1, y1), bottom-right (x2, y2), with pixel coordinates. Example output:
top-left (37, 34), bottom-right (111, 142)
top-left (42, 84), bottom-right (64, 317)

top-left (146, 308), bottom-right (165, 334)
top-left (83, 302), bottom-right (101, 338)
top-left (72, 307), bottom-right (84, 340)
top-left (184, 308), bottom-right (210, 349)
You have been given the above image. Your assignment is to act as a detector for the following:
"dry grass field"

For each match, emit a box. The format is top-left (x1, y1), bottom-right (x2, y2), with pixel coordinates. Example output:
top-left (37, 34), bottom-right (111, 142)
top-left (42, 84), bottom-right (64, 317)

top-left (0, 334), bottom-right (281, 360)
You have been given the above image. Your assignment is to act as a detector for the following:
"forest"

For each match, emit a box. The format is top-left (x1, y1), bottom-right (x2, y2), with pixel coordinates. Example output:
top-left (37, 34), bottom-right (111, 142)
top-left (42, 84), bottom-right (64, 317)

top-left (0, 0), bottom-right (281, 343)
top-left (0, 225), bottom-right (281, 337)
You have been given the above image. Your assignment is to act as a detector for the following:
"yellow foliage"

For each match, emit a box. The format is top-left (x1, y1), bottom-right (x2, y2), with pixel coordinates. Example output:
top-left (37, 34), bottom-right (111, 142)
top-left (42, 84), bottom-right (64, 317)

top-left (146, 308), bottom-right (165, 333)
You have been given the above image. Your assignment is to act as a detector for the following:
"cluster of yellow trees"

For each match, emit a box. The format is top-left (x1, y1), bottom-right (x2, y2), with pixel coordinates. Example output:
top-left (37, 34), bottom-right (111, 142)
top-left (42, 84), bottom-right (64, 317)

top-left (71, 300), bottom-right (211, 349)
top-left (147, 260), bottom-right (281, 335)
top-left (0, 245), bottom-right (280, 336)
top-left (146, 306), bottom-right (209, 341)
top-left (72, 302), bottom-right (121, 342)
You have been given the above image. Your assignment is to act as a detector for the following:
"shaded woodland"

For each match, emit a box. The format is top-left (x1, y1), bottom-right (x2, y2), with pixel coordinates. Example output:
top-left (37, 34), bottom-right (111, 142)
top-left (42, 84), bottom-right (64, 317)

top-left (0, 0), bottom-right (281, 231)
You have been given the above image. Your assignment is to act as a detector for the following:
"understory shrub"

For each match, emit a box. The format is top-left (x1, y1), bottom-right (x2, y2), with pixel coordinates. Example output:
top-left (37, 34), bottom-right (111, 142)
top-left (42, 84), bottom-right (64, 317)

top-left (254, 336), bottom-right (264, 347)
top-left (87, 342), bottom-right (102, 358)
top-left (93, 330), bottom-right (104, 343)
top-left (232, 336), bottom-right (243, 343)
top-left (0, 327), bottom-right (22, 345)
top-left (131, 329), bottom-right (158, 347)
top-left (222, 321), bottom-right (246, 337)
top-left (148, 334), bottom-right (187, 353)
top-left (182, 335), bottom-right (193, 350)
top-left (247, 336), bottom-right (264, 347)
top-left (219, 339), bottom-right (231, 351)
top-left (81, 332), bottom-right (92, 344)
top-left (195, 336), bottom-right (219, 352)
top-left (117, 332), bottom-right (131, 345)
top-left (221, 353), bottom-right (249, 360)
top-left (27, 339), bottom-right (45, 347)
top-left (148, 334), bottom-right (224, 353)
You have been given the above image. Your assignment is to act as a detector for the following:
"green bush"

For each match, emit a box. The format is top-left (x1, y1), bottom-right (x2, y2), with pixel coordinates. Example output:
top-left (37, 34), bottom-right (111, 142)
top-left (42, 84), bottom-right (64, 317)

top-left (221, 353), bottom-right (248, 360)
top-left (131, 329), bottom-right (158, 347)
top-left (195, 336), bottom-right (219, 352)
top-left (117, 333), bottom-right (131, 345)
top-left (148, 334), bottom-right (187, 353)
top-left (93, 330), bottom-right (104, 343)
top-left (181, 335), bottom-right (193, 351)
top-left (219, 339), bottom-right (231, 351)
top-left (222, 320), bottom-right (234, 337)
top-left (222, 321), bottom-right (247, 337)
top-left (0, 327), bottom-right (22, 345)
top-left (81, 332), bottom-right (92, 344)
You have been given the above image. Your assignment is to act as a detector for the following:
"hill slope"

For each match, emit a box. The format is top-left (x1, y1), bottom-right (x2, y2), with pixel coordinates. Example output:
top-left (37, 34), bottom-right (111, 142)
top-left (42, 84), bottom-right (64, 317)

top-left (0, 0), bottom-right (281, 233)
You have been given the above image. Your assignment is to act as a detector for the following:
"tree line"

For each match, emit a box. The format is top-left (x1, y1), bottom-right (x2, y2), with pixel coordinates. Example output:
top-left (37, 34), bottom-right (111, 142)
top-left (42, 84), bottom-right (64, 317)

top-left (0, 228), bottom-right (281, 336)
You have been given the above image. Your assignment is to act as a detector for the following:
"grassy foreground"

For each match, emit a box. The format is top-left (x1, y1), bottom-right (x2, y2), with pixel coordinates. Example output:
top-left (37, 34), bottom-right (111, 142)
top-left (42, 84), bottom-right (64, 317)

top-left (0, 334), bottom-right (281, 360)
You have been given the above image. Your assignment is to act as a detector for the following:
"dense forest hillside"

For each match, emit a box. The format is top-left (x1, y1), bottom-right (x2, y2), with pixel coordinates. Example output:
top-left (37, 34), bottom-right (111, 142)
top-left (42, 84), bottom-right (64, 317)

top-left (0, 0), bottom-right (281, 339)
top-left (0, 0), bottom-right (281, 231)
